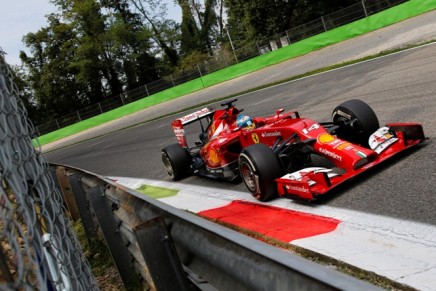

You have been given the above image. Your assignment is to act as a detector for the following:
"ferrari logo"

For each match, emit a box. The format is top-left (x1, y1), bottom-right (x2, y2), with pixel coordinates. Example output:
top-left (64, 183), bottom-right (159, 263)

top-left (252, 133), bottom-right (260, 143)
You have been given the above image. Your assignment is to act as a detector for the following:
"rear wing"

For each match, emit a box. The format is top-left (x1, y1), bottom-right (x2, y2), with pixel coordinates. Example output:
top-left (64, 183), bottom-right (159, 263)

top-left (171, 107), bottom-right (215, 147)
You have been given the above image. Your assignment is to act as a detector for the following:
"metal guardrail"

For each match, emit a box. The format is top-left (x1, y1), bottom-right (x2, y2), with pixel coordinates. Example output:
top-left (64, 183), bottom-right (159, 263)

top-left (52, 164), bottom-right (383, 290)
top-left (1, 42), bottom-right (381, 291)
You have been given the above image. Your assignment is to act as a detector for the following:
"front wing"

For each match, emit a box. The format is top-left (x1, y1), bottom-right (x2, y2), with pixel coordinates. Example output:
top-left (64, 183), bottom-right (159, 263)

top-left (275, 123), bottom-right (426, 201)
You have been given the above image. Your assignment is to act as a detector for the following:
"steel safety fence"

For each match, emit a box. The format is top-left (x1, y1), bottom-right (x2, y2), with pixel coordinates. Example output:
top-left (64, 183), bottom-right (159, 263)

top-left (51, 164), bottom-right (383, 291)
top-left (0, 51), bottom-right (97, 290)
top-left (35, 0), bottom-right (408, 136)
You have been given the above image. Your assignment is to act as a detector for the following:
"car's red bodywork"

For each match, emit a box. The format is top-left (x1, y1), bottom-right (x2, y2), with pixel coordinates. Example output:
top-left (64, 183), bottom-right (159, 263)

top-left (166, 100), bottom-right (425, 201)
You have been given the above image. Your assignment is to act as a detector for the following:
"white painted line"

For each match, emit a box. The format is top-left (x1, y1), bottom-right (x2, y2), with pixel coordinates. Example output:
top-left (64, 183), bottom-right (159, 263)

top-left (110, 176), bottom-right (436, 290)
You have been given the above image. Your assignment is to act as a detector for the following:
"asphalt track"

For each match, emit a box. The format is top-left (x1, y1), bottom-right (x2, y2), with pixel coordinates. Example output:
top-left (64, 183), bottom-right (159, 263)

top-left (46, 41), bottom-right (436, 226)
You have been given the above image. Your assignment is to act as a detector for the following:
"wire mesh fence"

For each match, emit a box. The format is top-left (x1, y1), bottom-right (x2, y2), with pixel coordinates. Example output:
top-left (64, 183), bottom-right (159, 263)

top-left (0, 50), bottom-right (98, 289)
top-left (35, 0), bottom-right (409, 136)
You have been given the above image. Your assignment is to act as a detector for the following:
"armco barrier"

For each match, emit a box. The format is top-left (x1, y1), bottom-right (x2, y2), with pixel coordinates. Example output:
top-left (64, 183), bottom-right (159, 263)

top-left (52, 164), bottom-right (383, 290)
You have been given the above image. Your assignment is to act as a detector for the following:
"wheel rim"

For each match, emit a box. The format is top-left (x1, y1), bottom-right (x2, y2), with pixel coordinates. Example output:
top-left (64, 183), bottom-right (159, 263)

top-left (240, 161), bottom-right (257, 192)
top-left (162, 154), bottom-right (174, 177)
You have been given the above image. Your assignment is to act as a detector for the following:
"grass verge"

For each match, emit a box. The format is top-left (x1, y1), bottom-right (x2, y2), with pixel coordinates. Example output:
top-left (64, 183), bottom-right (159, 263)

top-left (41, 39), bottom-right (436, 153)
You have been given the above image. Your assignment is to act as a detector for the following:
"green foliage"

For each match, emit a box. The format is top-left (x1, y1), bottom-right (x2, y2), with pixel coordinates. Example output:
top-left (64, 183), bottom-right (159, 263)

top-left (177, 0), bottom-right (220, 56)
top-left (18, 0), bottom-right (380, 126)
top-left (21, 14), bottom-right (88, 119)
top-left (175, 50), bottom-right (210, 72)
top-left (223, 0), bottom-right (362, 45)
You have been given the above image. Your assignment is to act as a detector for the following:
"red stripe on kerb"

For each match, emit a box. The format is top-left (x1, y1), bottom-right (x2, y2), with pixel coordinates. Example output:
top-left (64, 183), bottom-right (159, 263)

top-left (199, 200), bottom-right (341, 242)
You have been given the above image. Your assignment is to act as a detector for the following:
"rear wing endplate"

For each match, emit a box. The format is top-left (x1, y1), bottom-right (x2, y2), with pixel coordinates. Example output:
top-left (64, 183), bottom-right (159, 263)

top-left (171, 107), bottom-right (215, 148)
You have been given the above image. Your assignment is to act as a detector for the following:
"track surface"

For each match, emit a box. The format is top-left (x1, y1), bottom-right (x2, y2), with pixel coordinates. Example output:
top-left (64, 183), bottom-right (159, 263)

top-left (46, 43), bottom-right (436, 226)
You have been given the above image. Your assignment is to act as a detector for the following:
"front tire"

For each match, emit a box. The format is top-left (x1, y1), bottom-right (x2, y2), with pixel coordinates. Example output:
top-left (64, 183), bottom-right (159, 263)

top-left (238, 144), bottom-right (283, 201)
top-left (332, 99), bottom-right (379, 147)
top-left (161, 144), bottom-right (192, 181)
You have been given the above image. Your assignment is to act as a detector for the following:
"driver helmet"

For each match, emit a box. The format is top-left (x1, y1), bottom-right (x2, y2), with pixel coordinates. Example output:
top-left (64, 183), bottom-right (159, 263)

top-left (236, 114), bottom-right (255, 130)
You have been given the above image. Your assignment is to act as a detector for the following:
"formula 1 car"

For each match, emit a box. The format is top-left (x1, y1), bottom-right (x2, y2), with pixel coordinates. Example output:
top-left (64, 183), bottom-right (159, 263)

top-left (161, 98), bottom-right (425, 201)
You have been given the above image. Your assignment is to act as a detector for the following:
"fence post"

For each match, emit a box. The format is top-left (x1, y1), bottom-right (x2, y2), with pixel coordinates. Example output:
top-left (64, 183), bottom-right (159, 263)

top-left (197, 65), bottom-right (205, 88)
top-left (55, 118), bottom-right (60, 129)
top-left (97, 103), bottom-right (103, 114)
top-left (170, 75), bottom-right (176, 87)
top-left (285, 30), bottom-right (291, 45)
top-left (256, 42), bottom-right (261, 55)
top-left (144, 84), bottom-right (150, 96)
top-left (35, 125), bottom-right (41, 137)
top-left (321, 16), bottom-right (327, 31)
top-left (76, 111), bottom-right (81, 122)
top-left (362, 0), bottom-right (368, 17)
top-left (226, 28), bottom-right (238, 63)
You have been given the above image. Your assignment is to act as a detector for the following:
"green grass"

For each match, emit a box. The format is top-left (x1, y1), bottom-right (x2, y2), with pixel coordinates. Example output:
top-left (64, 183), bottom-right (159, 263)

top-left (36, 0), bottom-right (436, 147)
top-left (135, 184), bottom-right (179, 199)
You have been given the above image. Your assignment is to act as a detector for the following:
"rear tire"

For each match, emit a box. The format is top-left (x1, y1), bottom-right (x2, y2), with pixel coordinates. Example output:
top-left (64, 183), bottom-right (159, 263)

top-left (161, 144), bottom-right (192, 181)
top-left (238, 144), bottom-right (283, 201)
top-left (332, 99), bottom-right (379, 147)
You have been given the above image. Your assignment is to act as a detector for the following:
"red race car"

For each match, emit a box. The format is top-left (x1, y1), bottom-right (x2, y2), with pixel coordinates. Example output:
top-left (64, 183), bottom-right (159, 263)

top-left (161, 99), bottom-right (425, 201)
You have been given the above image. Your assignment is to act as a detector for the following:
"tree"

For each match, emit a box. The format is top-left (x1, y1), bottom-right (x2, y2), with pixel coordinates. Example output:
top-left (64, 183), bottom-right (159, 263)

top-left (127, 0), bottom-right (180, 67)
top-left (21, 14), bottom-right (88, 119)
top-left (176, 0), bottom-right (220, 56)
top-left (223, 0), bottom-right (362, 45)
top-left (67, 0), bottom-right (123, 101)
top-left (101, 0), bottom-right (160, 89)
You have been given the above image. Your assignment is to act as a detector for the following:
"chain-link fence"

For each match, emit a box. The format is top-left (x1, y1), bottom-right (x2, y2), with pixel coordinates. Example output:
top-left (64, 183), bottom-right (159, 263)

top-left (35, 0), bottom-right (408, 136)
top-left (0, 50), bottom-right (98, 289)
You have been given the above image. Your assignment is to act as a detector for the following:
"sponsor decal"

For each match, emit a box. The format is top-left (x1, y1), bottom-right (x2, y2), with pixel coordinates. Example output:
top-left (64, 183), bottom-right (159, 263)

top-left (251, 133), bottom-right (260, 143)
top-left (174, 129), bottom-right (185, 137)
top-left (261, 131), bottom-right (281, 138)
top-left (336, 142), bottom-right (352, 150)
top-left (286, 185), bottom-right (310, 193)
top-left (317, 133), bottom-right (336, 144)
top-left (333, 109), bottom-right (352, 120)
top-left (208, 168), bottom-right (224, 174)
top-left (369, 127), bottom-right (398, 154)
top-left (319, 148), bottom-right (342, 161)
top-left (180, 107), bottom-right (212, 124)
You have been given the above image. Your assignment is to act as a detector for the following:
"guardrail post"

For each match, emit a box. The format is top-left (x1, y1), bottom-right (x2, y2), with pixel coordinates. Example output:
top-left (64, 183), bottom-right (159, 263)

top-left (54, 167), bottom-right (80, 219)
top-left (69, 174), bottom-right (97, 239)
top-left (133, 216), bottom-right (195, 291)
top-left (88, 185), bottom-right (142, 290)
